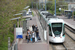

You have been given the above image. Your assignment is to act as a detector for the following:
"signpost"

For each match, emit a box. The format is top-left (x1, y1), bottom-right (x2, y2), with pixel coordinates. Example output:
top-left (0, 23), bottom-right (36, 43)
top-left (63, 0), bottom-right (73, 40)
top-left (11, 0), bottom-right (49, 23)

top-left (16, 28), bottom-right (23, 39)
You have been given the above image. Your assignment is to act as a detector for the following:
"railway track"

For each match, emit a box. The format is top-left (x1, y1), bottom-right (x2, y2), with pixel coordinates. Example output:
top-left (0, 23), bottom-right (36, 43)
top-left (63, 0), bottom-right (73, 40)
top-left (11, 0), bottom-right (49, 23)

top-left (65, 24), bottom-right (75, 34)
top-left (50, 43), bottom-right (67, 50)
top-left (65, 32), bottom-right (75, 41)
top-left (64, 25), bottom-right (75, 50)
top-left (63, 34), bottom-right (75, 50)
top-left (65, 24), bottom-right (75, 41)
top-left (50, 33), bottom-right (75, 50)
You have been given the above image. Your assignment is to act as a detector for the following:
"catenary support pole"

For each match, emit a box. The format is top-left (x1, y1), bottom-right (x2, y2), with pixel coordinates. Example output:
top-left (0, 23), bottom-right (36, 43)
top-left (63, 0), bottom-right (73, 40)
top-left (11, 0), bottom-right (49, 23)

top-left (55, 0), bottom-right (56, 16)
top-left (45, 0), bottom-right (46, 11)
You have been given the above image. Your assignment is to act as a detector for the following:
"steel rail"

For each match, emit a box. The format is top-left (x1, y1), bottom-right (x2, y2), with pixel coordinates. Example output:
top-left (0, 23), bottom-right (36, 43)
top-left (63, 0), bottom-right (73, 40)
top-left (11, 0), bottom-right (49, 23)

top-left (65, 32), bottom-right (75, 41)
top-left (65, 24), bottom-right (75, 34)
top-left (62, 43), bottom-right (68, 50)
top-left (50, 43), bottom-right (68, 50)
top-left (50, 43), bottom-right (56, 50)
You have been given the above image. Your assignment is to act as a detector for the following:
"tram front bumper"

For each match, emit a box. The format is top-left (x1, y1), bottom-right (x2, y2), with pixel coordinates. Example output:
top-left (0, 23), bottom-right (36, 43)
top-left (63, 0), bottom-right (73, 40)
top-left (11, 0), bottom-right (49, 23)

top-left (49, 37), bottom-right (65, 43)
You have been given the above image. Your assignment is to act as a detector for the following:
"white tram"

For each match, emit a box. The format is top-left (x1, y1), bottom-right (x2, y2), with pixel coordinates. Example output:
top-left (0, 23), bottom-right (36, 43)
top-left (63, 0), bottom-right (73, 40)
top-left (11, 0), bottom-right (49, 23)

top-left (38, 10), bottom-right (65, 43)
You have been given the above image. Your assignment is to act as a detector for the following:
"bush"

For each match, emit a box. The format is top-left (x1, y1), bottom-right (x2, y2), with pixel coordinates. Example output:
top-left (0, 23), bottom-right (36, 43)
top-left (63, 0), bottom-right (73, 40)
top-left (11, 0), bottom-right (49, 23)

top-left (56, 13), bottom-right (62, 16)
top-left (0, 0), bottom-right (31, 49)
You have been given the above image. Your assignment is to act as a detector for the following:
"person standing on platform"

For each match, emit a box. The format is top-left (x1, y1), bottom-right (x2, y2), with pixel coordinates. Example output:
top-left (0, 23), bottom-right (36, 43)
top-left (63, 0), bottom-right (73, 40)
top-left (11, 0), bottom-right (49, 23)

top-left (26, 33), bottom-right (30, 43)
top-left (35, 25), bottom-right (38, 32)
top-left (27, 30), bottom-right (31, 40)
top-left (36, 30), bottom-right (39, 40)
top-left (31, 31), bottom-right (36, 42)
top-left (32, 24), bottom-right (35, 31)
top-left (29, 26), bottom-right (33, 32)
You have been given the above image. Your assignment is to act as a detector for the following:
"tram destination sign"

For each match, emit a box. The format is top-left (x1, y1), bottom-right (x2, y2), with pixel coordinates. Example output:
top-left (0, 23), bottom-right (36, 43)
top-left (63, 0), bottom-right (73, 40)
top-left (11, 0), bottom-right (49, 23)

top-left (52, 23), bottom-right (62, 27)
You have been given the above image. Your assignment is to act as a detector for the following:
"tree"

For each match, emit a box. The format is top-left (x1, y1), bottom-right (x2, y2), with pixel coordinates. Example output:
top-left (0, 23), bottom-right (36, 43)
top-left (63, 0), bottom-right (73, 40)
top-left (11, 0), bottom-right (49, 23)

top-left (47, 0), bottom-right (68, 14)
top-left (0, 0), bottom-right (31, 49)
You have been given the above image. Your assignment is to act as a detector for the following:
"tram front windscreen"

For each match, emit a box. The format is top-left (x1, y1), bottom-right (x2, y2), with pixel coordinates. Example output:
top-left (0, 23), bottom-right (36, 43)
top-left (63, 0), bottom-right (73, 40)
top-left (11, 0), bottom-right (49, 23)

top-left (52, 23), bottom-right (62, 35)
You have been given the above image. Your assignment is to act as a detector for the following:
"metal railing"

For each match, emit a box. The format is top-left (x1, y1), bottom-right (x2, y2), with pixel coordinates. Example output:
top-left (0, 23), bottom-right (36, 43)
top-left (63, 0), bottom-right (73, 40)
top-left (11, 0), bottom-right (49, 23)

top-left (8, 39), bottom-right (18, 50)
top-left (10, 41), bottom-right (18, 50)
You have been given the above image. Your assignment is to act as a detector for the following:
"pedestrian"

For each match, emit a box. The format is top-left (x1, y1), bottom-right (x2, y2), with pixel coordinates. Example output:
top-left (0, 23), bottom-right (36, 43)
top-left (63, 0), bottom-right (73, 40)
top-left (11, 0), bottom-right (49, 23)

top-left (32, 24), bottom-right (35, 31)
top-left (36, 30), bottom-right (39, 41)
top-left (25, 29), bottom-right (29, 40)
top-left (25, 34), bottom-right (27, 40)
top-left (29, 26), bottom-right (33, 32)
top-left (26, 33), bottom-right (30, 43)
top-left (27, 30), bottom-right (31, 40)
top-left (31, 31), bottom-right (36, 42)
top-left (35, 25), bottom-right (38, 32)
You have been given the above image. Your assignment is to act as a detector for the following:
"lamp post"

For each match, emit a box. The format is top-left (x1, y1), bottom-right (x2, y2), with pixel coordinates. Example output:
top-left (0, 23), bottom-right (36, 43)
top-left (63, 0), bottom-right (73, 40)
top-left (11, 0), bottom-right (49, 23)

top-left (32, 0), bottom-right (33, 9)
top-left (42, 0), bottom-right (43, 9)
top-left (45, 0), bottom-right (46, 11)
top-left (37, 2), bottom-right (38, 10)
top-left (39, 1), bottom-right (40, 9)
top-left (55, 0), bottom-right (56, 16)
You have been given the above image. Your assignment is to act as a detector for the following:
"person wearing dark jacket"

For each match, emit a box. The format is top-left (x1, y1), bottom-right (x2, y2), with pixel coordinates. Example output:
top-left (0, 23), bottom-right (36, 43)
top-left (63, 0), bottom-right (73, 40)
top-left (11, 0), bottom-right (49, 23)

top-left (32, 24), bottom-right (35, 31)
top-left (26, 33), bottom-right (30, 43)
top-left (35, 25), bottom-right (38, 32)
top-left (36, 30), bottom-right (39, 39)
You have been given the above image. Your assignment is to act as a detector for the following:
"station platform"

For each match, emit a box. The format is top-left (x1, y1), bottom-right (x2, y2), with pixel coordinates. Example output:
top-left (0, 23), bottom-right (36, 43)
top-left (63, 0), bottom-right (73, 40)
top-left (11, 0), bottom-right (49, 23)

top-left (17, 10), bottom-right (49, 50)
top-left (57, 16), bottom-right (75, 29)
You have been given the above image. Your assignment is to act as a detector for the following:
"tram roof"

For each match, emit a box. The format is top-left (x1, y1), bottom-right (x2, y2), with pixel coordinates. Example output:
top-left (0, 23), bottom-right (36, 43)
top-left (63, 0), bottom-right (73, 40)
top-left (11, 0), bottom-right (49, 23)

top-left (46, 16), bottom-right (57, 18)
top-left (48, 18), bottom-right (64, 23)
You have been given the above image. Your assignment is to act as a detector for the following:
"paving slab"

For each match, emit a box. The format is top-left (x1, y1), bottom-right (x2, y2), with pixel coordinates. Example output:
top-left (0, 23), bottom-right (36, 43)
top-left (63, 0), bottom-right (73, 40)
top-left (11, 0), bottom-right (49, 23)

top-left (18, 43), bottom-right (49, 50)
top-left (18, 10), bottom-right (49, 50)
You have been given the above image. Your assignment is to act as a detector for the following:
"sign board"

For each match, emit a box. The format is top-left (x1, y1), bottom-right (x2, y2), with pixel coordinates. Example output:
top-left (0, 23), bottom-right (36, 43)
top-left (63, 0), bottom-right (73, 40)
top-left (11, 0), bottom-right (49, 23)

top-left (16, 28), bottom-right (23, 38)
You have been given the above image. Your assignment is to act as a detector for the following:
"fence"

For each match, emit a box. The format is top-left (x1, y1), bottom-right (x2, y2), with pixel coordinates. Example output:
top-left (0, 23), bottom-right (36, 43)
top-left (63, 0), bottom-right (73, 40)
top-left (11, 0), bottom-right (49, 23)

top-left (8, 37), bottom-right (18, 50)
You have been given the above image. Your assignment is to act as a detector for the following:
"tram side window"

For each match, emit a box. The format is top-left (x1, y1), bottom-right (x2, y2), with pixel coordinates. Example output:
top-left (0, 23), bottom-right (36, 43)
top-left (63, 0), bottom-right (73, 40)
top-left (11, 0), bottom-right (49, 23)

top-left (49, 25), bottom-right (52, 36)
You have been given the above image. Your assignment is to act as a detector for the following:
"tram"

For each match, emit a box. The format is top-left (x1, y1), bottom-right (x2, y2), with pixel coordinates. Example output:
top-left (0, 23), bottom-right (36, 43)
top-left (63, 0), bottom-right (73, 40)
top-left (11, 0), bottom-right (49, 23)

top-left (38, 10), bottom-right (65, 43)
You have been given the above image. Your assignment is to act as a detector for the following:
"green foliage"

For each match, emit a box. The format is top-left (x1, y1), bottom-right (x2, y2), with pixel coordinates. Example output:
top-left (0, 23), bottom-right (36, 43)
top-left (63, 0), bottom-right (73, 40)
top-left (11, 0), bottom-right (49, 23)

top-left (47, 0), bottom-right (68, 14)
top-left (74, 11), bottom-right (75, 15)
top-left (0, 32), bottom-right (14, 50)
top-left (0, 0), bottom-right (30, 49)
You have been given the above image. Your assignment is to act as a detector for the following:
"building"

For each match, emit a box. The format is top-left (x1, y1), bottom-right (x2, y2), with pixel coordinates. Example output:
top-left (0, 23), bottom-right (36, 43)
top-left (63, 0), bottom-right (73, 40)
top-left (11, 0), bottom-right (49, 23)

top-left (65, 0), bottom-right (75, 2)
top-left (68, 3), bottom-right (75, 10)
